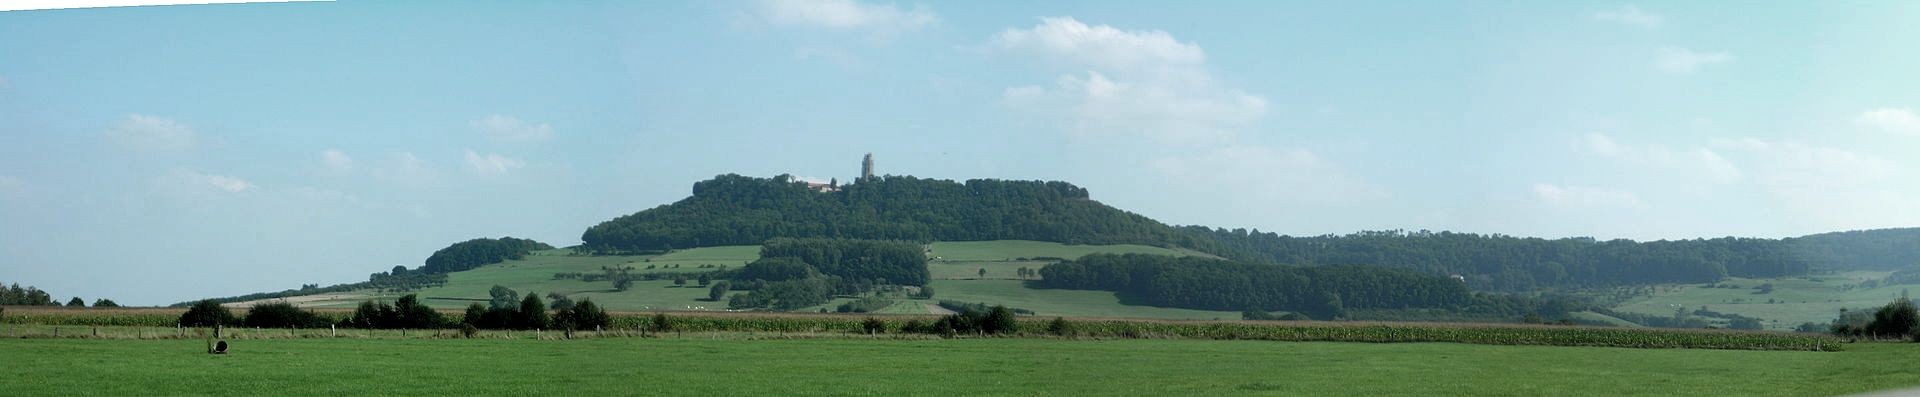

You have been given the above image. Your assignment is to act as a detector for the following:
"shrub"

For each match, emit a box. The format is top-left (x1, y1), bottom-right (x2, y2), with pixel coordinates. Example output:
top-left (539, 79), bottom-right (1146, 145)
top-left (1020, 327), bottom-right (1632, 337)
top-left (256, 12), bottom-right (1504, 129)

top-left (1868, 297), bottom-right (1919, 339)
top-left (861, 317), bottom-right (887, 334)
top-left (179, 300), bottom-right (237, 327)
top-left (243, 302), bottom-right (329, 328)
top-left (652, 313), bottom-right (674, 332)
top-left (460, 323), bottom-right (479, 338)
top-left (1046, 317), bottom-right (1072, 336)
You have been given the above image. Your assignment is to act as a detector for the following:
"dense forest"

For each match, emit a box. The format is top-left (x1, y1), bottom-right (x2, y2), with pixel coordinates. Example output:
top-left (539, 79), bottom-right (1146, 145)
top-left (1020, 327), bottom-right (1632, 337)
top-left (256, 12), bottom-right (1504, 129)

top-left (1187, 228), bottom-right (1920, 291)
top-left (759, 238), bottom-right (928, 286)
top-left (1039, 254), bottom-right (1474, 319)
top-left (577, 174), bottom-right (1920, 294)
top-left (421, 237), bottom-right (554, 274)
top-left (580, 174), bottom-right (1210, 252)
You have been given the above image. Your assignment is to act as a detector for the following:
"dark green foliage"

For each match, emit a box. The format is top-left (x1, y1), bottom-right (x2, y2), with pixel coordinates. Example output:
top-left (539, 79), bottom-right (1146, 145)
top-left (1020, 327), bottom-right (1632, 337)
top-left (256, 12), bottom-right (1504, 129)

top-left (242, 302), bottom-right (329, 328)
top-left (421, 237), bottom-right (554, 274)
top-left (759, 238), bottom-right (929, 286)
top-left (1, 282), bottom-right (59, 306)
top-left (1868, 298), bottom-right (1918, 339)
top-left (518, 293), bottom-right (549, 330)
top-left (1047, 317), bottom-right (1072, 336)
top-left (1039, 254), bottom-right (1470, 314)
top-left (178, 273), bottom-right (445, 307)
top-left (919, 306), bottom-right (1019, 336)
top-left (1189, 228), bottom-right (1920, 291)
top-left (556, 298), bottom-right (610, 331)
top-left (463, 303), bottom-right (487, 327)
top-left (727, 278), bottom-right (834, 310)
top-left (707, 281), bottom-right (731, 301)
top-left (91, 299), bottom-right (119, 308)
top-left (861, 317), bottom-right (887, 334)
top-left (697, 273), bottom-right (712, 286)
top-left (651, 313), bottom-right (674, 332)
top-left (910, 286), bottom-right (934, 299)
top-left (460, 323), bottom-right (479, 338)
top-left (835, 296), bottom-right (895, 313)
top-left (488, 285), bottom-right (519, 310)
top-left (547, 292), bottom-right (575, 311)
top-left (580, 174), bottom-right (1197, 253)
top-left (65, 297), bottom-right (84, 307)
top-left (347, 294), bottom-right (447, 329)
top-left (178, 300), bottom-right (236, 327)
top-left (732, 257), bottom-right (819, 282)
top-left (1729, 317), bottom-right (1763, 330)
top-left (937, 300), bottom-right (1035, 316)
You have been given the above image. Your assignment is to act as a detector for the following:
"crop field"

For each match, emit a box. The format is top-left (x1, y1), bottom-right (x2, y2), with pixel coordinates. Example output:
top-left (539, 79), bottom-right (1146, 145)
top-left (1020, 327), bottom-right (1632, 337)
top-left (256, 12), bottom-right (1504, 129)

top-left (1607, 271), bottom-right (1910, 330)
top-left (1, 336), bottom-right (1912, 396)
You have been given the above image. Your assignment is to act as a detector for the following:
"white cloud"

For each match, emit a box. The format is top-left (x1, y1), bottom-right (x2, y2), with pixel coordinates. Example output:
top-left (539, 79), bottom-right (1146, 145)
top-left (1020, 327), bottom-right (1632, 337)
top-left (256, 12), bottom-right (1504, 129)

top-left (156, 169), bottom-right (252, 194)
top-left (320, 149), bottom-right (354, 171)
top-left (463, 149), bottom-right (525, 176)
top-left (1593, 5), bottom-right (1663, 28)
top-left (994, 17), bottom-right (1266, 144)
top-left (472, 115), bottom-right (554, 143)
top-left (1856, 107), bottom-right (1920, 135)
top-left (370, 152), bottom-right (437, 185)
top-left (1655, 47), bottom-right (1732, 74)
top-left (107, 114), bottom-right (197, 152)
top-left (0, 175), bottom-right (24, 198)
top-left (1532, 183), bottom-right (1646, 209)
top-left (753, 0), bottom-right (935, 33)
top-left (1151, 146), bottom-right (1384, 204)
top-left (993, 17), bottom-right (1205, 71)
top-left (1579, 133), bottom-right (1741, 183)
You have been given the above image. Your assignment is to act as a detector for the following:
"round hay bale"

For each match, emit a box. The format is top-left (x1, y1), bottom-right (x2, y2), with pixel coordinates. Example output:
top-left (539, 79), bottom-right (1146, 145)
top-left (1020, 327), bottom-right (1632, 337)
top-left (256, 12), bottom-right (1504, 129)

top-left (212, 340), bottom-right (229, 354)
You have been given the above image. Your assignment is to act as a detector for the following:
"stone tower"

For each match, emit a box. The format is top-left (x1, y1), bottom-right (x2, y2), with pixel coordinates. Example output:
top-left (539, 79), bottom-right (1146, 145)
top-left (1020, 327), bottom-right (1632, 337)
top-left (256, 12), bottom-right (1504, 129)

top-left (861, 153), bottom-right (874, 181)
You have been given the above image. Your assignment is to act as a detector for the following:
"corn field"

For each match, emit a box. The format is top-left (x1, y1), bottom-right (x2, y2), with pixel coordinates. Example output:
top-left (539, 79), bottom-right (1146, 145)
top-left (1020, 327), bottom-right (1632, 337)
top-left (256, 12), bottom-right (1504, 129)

top-left (1, 306), bottom-right (1840, 351)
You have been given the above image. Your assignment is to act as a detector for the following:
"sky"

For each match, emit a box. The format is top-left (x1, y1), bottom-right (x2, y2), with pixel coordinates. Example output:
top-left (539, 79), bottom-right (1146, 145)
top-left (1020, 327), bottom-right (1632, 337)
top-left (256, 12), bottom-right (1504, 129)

top-left (3, 0), bottom-right (1919, 305)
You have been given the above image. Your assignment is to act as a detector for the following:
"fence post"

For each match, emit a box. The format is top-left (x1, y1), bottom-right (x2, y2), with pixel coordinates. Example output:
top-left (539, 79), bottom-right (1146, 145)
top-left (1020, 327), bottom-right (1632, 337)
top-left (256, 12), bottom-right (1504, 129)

top-left (331, 324), bottom-right (336, 338)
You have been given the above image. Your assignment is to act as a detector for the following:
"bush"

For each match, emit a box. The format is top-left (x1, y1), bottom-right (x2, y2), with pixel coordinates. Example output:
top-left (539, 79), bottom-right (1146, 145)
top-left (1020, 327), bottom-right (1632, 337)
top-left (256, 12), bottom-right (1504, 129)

top-left (1868, 297), bottom-right (1919, 339)
top-left (243, 302), bottom-right (329, 328)
top-left (1047, 317), bottom-right (1072, 336)
top-left (652, 313), bottom-right (674, 332)
top-left (861, 317), bottom-right (887, 334)
top-left (460, 323), bottom-right (479, 338)
top-left (559, 298), bottom-right (611, 330)
top-left (179, 300), bottom-right (237, 327)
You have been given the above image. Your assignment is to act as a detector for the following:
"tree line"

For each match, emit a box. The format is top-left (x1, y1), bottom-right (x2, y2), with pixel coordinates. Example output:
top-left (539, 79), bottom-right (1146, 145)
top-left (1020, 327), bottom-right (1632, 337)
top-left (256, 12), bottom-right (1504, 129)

top-left (1038, 253), bottom-right (1474, 320)
top-left (176, 286), bottom-right (610, 332)
top-left (421, 237), bottom-right (554, 274)
top-left (721, 238), bottom-right (929, 311)
top-left (2, 281), bottom-right (117, 307)
top-left (580, 174), bottom-right (1209, 252)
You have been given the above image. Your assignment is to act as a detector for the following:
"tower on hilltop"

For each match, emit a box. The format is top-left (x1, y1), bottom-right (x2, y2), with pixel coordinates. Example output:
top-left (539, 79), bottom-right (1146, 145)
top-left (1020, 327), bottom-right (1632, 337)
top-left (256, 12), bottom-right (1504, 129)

top-left (861, 153), bottom-right (874, 181)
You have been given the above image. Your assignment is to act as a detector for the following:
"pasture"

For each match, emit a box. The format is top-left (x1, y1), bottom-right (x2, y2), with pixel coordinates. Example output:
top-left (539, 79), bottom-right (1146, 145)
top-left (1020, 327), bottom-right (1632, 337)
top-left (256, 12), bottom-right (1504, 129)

top-left (2, 337), bottom-right (1913, 396)
top-left (1608, 271), bottom-right (1911, 330)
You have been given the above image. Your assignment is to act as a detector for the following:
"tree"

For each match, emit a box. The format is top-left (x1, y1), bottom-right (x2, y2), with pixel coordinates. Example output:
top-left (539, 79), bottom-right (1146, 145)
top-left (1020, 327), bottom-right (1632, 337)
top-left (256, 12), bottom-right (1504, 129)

top-left (392, 294), bottom-right (445, 328)
top-left (698, 273), bottom-right (712, 287)
top-left (564, 298), bottom-right (610, 330)
top-left (1868, 297), bottom-right (1919, 339)
top-left (488, 285), bottom-right (519, 310)
top-left (547, 292), bottom-right (575, 311)
top-left (651, 313), bottom-right (674, 332)
top-left (982, 305), bottom-right (1017, 334)
top-left (66, 297), bottom-right (84, 307)
top-left (518, 293), bottom-right (549, 330)
top-left (179, 300), bottom-right (236, 327)
top-left (463, 303), bottom-right (487, 327)
top-left (673, 275), bottom-right (688, 287)
top-left (707, 281), bottom-right (731, 301)
top-left (244, 302), bottom-right (328, 328)
top-left (613, 276), bottom-right (634, 292)
top-left (1046, 317), bottom-right (1072, 336)
top-left (978, 268), bottom-right (987, 278)
top-left (92, 298), bottom-right (120, 308)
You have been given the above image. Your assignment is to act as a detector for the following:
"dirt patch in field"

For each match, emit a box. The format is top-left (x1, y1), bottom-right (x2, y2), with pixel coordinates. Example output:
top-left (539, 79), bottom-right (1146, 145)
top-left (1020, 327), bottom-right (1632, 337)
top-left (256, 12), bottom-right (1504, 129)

top-left (220, 293), bottom-right (367, 309)
top-left (924, 303), bottom-right (957, 315)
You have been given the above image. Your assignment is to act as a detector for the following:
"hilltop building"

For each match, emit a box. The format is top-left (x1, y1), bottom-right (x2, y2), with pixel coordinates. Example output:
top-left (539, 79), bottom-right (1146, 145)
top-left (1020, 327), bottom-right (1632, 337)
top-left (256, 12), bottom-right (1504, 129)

top-left (861, 153), bottom-right (874, 181)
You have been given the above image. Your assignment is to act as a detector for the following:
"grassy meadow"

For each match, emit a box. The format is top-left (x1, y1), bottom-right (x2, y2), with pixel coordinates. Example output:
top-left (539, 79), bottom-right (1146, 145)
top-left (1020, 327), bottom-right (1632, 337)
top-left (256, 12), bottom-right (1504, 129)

top-left (1607, 271), bottom-right (1912, 330)
top-left (3, 337), bottom-right (1915, 396)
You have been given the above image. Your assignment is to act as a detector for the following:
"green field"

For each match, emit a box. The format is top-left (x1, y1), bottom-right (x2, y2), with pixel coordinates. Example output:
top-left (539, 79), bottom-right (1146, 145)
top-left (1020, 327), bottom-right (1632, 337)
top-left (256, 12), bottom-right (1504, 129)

top-left (926, 240), bottom-right (1198, 261)
top-left (4, 337), bottom-right (1916, 396)
top-left (1607, 271), bottom-right (1914, 330)
top-left (271, 240), bottom-right (1220, 317)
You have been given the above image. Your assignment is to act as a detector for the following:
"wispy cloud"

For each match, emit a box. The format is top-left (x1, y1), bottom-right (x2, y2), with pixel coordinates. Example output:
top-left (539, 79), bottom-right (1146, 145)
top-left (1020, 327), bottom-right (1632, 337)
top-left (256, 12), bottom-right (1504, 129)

top-left (463, 149), bottom-right (525, 176)
top-left (994, 17), bottom-right (1265, 145)
top-left (752, 0), bottom-right (936, 34)
top-left (472, 115), bottom-right (554, 143)
top-left (1533, 183), bottom-right (1645, 209)
top-left (320, 149), bottom-right (354, 171)
top-left (1593, 5), bottom-right (1663, 28)
top-left (1579, 133), bottom-right (1741, 183)
top-left (107, 114), bottom-right (197, 152)
top-left (1856, 107), bottom-right (1920, 135)
top-left (156, 168), bottom-right (252, 194)
top-left (1655, 46), bottom-right (1732, 74)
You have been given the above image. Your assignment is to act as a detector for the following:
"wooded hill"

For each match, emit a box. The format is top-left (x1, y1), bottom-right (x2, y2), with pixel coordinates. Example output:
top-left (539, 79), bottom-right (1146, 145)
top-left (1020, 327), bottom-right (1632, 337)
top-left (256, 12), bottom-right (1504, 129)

top-left (579, 174), bottom-right (1920, 292)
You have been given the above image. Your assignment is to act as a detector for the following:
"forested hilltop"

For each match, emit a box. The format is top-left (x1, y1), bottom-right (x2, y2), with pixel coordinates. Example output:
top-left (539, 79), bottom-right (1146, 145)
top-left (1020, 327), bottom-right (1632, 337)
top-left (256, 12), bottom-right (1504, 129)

top-left (580, 173), bottom-right (1920, 293)
top-left (581, 174), bottom-right (1211, 252)
top-left (1188, 227), bottom-right (1920, 292)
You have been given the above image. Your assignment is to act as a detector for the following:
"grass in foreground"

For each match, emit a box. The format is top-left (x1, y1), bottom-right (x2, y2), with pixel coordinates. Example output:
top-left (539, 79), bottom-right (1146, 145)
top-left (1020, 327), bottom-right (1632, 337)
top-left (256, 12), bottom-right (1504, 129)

top-left (2, 338), bottom-right (1915, 396)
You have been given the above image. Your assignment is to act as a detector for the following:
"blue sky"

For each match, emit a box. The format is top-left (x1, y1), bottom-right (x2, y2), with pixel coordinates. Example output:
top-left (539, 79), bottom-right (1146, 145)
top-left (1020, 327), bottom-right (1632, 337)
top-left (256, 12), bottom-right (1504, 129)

top-left (3, 0), bottom-right (1919, 305)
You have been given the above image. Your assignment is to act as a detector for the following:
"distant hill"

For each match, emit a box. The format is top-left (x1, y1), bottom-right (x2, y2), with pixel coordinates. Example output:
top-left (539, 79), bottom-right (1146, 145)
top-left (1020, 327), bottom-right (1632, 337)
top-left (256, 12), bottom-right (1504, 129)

top-left (581, 174), bottom-right (1213, 253)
